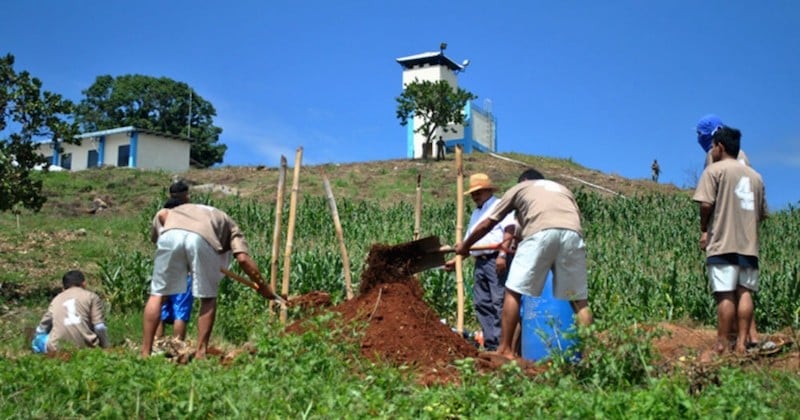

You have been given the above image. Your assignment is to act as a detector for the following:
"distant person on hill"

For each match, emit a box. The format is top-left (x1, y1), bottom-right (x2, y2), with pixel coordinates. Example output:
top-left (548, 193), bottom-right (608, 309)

top-left (142, 202), bottom-right (280, 359)
top-left (695, 115), bottom-right (763, 348)
top-left (32, 270), bottom-right (110, 353)
top-left (651, 159), bottom-right (661, 182)
top-left (444, 173), bottom-right (517, 351)
top-left (153, 181), bottom-right (193, 341)
top-left (693, 126), bottom-right (767, 356)
top-left (436, 136), bottom-right (446, 161)
top-left (455, 168), bottom-right (593, 361)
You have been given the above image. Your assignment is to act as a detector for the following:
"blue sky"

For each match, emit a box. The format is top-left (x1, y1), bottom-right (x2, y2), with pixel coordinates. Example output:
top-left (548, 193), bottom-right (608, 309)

top-left (3, 1), bottom-right (798, 209)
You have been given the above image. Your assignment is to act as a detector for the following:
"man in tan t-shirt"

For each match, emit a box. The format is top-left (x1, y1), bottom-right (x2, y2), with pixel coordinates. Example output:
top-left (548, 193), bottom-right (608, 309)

top-left (693, 126), bottom-right (767, 356)
top-left (455, 168), bottom-right (593, 361)
top-left (696, 114), bottom-right (763, 347)
top-left (141, 203), bottom-right (280, 359)
top-left (33, 270), bottom-right (109, 353)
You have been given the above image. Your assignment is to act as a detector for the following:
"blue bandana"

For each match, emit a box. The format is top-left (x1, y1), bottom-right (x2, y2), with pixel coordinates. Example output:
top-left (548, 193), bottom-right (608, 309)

top-left (696, 114), bottom-right (723, 152)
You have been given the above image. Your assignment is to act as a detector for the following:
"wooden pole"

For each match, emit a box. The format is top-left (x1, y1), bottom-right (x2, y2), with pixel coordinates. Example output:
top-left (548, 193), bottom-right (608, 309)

top-left (269, 156), bottom-right (287, 312)
top-left (413, 173), bottom-right (422, 240)
top-left (321, 170), bottom-right (354, 300)
top-left (454, 145), bottom-right (465, 334)
top-left (280, 147), bottom-right (303, 323)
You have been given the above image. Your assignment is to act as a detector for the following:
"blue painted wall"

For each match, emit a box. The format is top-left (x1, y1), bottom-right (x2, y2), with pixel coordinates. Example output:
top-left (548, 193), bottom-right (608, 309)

top-left (129, 131), bottom-right (138, 167)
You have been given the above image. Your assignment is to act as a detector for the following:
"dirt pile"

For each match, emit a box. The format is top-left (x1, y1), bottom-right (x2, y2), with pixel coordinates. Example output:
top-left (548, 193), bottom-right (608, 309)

top-left (288, 244), bottom-right (800, 383)
top-left (292, 242), bottom-right (479, 383)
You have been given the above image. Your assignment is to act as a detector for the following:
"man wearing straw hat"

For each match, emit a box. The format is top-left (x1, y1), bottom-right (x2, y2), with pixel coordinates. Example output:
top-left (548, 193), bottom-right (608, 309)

top-left (455, 168), bottom-right (593, 361)
top-left (445, 173), bottom-right (517, 351)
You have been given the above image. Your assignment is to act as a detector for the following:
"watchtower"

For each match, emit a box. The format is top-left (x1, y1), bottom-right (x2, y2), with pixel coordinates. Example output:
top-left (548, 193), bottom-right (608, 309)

top-left (396, 45), bottom-right (497, 159)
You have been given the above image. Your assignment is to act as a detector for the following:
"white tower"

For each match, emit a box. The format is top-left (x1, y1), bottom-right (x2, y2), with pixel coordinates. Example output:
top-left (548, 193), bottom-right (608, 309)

top-left (396, 45), bottom-right (495, 158)
top-left (396, 45), bottom-right (466, 159)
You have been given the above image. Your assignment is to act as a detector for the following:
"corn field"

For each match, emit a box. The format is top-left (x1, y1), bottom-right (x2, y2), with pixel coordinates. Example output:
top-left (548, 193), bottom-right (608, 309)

top-left (101, 189), bottom-right (800, 341)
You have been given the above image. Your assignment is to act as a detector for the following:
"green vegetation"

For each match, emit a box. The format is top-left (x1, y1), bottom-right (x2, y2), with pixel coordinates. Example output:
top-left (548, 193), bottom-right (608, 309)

top-left (76, 74), bottom-right (226, 167)
top-left (1, 162), bottom-right (799, 417)
top-left (396, 78), bottom-right (476, 157)
top-left (1, 53), bottom-right (79, 213)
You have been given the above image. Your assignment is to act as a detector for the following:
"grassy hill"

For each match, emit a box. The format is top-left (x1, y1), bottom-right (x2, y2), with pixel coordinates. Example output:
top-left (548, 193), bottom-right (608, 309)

top-left (0, 151), bottom-right (683, 291)
top-left (3, 151), bottom-right (800, 418)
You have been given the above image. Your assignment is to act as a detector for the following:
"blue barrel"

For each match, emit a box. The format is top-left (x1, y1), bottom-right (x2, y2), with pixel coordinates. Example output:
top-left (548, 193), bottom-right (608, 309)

top-left (520, 273), bottom-right (580, 361)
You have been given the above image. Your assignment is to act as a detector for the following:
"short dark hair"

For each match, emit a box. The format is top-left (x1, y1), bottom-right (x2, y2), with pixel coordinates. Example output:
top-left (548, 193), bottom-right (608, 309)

top-left (163, 197), bottom-right (185, 209)
top-left (169, 181), bottom-right (189, 197)
top-left (518, 168), bottom-right (545, 182)
top-left (712, 126), bottom-right (741, 158)
top-left (62, 270), bottom-right (85, 289)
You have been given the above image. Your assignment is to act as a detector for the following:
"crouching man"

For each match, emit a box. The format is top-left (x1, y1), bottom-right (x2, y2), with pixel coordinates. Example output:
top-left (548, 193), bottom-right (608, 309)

top-left (33, 270), bottom-right (110, 353)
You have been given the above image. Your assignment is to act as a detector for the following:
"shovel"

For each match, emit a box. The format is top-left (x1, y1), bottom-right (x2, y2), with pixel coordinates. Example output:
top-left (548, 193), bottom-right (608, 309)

top-left (220, 267), bottom-right (287, 305)
top-left (399, 235), bottom-right (501, 274)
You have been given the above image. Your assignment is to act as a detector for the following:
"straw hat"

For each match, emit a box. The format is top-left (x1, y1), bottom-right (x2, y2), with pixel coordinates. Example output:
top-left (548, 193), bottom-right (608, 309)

top-left (465, 173), bottom-right (498, 195)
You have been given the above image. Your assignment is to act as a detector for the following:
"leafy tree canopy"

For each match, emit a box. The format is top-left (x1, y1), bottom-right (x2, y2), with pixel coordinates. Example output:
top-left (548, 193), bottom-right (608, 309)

top-left (1, 53), bottom-right (79, 213)
top-left (75, 74), bottom-right (226, 168)
top-left (395, 79), bottom-right (476, 151)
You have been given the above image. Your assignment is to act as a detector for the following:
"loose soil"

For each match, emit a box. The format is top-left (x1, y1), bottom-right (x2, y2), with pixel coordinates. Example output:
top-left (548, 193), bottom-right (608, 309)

top-left (288, 242), bottom-right (481, 384)
top-left (285, 242), bottom-right (798, 385)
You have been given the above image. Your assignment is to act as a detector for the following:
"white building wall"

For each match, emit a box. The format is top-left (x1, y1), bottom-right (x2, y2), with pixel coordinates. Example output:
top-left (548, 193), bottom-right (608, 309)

top-left (136, 133), bottom-right (190, 172)
top-left (401, 65), bottom-right (458, 88)
top-left (37, 141), bottom-right (98, 170)
top-left (104, 134), bottom-right (131, 167)
top-left (36, 130), bottom-right (190, 171)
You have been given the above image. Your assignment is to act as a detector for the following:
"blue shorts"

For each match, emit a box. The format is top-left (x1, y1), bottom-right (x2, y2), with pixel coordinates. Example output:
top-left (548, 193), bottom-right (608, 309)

top-left (161, 276), bottom-right (193, 323)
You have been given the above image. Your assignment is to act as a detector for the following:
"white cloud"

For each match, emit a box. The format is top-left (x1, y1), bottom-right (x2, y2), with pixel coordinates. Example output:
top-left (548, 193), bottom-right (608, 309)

top-left (215, 112), bottom-right (349, 167)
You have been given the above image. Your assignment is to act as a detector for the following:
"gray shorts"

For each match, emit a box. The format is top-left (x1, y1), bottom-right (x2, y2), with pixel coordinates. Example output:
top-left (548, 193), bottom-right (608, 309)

top-left (151, 229), bottom-right (232, 298)
top-left (505, 228), bottom-right (588, 300)
top-left (708, 264), bottom-right (759, 293)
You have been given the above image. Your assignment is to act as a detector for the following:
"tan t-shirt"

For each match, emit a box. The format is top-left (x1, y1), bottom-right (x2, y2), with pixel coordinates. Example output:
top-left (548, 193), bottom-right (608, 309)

top-left (38, 287), bottom-right (105, 352)
top-left (693, 159), bottom-right (766, 258)
top-left (705, 149), bottom-right (749, 168)
top-left (155, 203), bottom-right (250, 255)
top-left (488, 179), bottom-right (583, 239)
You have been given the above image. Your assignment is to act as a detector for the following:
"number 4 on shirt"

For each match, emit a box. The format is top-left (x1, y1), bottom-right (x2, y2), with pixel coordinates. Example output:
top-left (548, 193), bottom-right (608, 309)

top-left (734, 176), bottom-right (755, 211)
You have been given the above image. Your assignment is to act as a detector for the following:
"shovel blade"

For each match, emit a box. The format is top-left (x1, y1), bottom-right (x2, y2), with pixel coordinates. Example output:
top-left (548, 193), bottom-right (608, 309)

top-left (402, 235), bottom-right (448, 274)
top-left (382, 236), bottom-right (499, 275)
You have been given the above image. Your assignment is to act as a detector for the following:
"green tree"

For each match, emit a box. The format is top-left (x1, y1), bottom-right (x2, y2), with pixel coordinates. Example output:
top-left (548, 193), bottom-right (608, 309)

top-left (75, 74), bottom-right (226, 168)
top-left (395, 79), bottom-right (476, 159)
top-left (1, 53), bottom-right (79, 213)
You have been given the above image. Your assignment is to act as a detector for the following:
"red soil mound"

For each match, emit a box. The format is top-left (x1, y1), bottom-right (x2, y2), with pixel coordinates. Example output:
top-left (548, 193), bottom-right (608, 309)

top-left (290, 242), bottom-right (479, 383)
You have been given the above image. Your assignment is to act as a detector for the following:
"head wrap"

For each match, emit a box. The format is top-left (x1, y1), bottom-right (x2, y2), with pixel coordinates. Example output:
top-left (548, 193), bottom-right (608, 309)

top-left (696, 114), bottom-right (723, 152)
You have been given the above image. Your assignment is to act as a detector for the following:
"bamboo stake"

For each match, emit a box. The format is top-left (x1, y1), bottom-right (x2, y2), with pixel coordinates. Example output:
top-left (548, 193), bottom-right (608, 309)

top-left (321, 169), bottom-right (354, 300)
top-left (454, 145), bottom-right (465, 334)
top-left (269, 156), bottom-right (288, 312)
top-left (280, 147), bottom-right (303, 323)
top-left (413, 173), bottom-right (422, 240)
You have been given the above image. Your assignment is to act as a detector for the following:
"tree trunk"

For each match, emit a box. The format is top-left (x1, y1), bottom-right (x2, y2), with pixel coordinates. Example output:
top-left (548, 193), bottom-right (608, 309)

top-left (422, 142), bottom-right (433, 160)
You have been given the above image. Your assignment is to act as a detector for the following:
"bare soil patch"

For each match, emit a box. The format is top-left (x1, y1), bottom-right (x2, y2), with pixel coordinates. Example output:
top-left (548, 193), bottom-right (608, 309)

top-left (285, 242), bottom-right (797, 385)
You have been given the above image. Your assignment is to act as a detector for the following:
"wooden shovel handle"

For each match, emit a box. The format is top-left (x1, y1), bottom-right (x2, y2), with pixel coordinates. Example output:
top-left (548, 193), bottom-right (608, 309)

top-left (437, 243), bottom-right (501, 253)
top-left (220, 267), bottom-right (285, 304)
